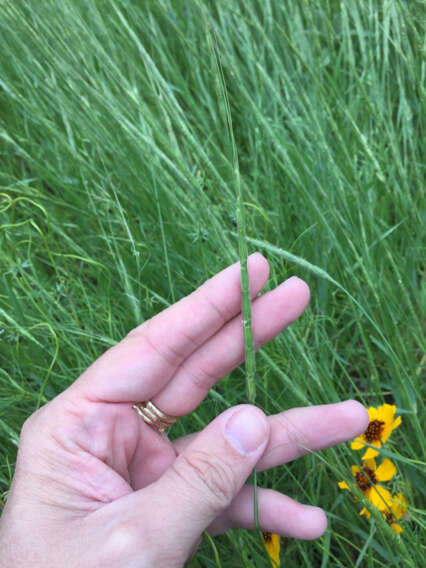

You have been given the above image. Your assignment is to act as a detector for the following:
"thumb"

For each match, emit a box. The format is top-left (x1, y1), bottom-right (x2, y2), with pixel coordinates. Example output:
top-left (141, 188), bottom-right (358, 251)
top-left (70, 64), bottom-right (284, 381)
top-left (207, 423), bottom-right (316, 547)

top-left (140, 405), bottom-right (269, 565)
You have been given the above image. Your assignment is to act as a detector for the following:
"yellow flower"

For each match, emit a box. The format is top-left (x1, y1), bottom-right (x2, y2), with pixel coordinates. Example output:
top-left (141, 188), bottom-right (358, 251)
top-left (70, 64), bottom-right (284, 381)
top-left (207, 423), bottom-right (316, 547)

top-left (338, 458), bottom-right (396, 511)
top-left (383, 492), bottom-right (408, 534)
top-left (350, 404), bottom-right (402, 459)
top-left (359, 492), bottom-right (408, 533)
top-left (359, 506), bottom-right (371, 518)
top-left (263, 532), bottom-right (280, 567)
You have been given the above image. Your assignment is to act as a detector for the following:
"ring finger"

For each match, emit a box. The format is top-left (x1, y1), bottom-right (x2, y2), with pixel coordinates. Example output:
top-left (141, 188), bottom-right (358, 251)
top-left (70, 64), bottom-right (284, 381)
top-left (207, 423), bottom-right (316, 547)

top-left (208, 486), bottom-right (327, 540)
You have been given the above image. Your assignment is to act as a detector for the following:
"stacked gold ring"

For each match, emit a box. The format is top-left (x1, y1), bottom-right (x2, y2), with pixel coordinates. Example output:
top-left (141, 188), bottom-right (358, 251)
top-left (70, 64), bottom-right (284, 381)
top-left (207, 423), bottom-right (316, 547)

top-left (132, 401), bottom-right (177, 433)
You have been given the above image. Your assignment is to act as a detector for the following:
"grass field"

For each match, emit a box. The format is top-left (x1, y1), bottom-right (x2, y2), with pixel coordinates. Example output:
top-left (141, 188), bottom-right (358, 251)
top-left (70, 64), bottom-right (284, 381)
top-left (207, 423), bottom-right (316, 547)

top-left (0, 1), bottom-right (424, 566)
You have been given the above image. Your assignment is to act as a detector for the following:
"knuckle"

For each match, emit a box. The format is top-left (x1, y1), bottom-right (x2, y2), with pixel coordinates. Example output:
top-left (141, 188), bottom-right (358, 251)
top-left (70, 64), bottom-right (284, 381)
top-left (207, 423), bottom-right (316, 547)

top-left (100, 521), bottom-right (147, 566)
top-left (178, 451), bottom-right (236, 510)
top-left (19, 402), bottom-right (56, 450)
top-left (104, 521), bottom-right (184, 567)
top-left (201, 293), bottom-right (229, 325)
top-left (20, 406), bottom-right (45, 439)
top-left (183, 361), bottom-right (216, 391)
top-left (107, 520), bottom-right (140, 553)
top-left (20, 415), bottom-right (35, 438)
top-left (127, 327), bottom-right (182, 368)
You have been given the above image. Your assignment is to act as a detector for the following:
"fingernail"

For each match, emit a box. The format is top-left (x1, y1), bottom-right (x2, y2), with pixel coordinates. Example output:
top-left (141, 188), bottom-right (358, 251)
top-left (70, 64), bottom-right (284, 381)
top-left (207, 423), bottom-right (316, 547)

top-left (224, 407), bottom-right (268, 455)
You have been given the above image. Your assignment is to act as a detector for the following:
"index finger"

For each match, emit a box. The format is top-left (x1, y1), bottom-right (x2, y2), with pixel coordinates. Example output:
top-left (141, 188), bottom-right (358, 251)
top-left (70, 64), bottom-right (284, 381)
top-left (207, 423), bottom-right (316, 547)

top-left (72, 253), bottom-right (270, 403)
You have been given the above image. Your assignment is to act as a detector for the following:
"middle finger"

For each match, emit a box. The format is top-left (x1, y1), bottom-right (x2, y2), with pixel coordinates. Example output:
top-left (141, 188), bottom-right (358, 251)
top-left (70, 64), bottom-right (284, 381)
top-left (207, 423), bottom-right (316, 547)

top-left (152, 276), bottom-right (310, 415)
top-left (173, 401), bottom-right (369, 469)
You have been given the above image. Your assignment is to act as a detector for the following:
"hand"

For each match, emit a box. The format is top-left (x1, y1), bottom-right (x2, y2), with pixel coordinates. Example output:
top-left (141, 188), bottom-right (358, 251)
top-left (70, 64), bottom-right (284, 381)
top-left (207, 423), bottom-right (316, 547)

top-left (0, 253), bottom-right (368, 567)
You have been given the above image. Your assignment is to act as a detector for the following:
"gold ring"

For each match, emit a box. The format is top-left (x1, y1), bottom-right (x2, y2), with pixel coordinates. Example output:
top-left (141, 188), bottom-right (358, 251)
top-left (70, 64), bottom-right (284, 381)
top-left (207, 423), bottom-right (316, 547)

top-left (132, 401), bottom-right (177, 433)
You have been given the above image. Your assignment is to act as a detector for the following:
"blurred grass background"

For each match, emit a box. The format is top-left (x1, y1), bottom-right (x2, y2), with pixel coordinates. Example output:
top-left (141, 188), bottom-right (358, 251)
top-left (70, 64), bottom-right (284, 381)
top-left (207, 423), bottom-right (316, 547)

top-left (0, 0), bottom-right (424, 565)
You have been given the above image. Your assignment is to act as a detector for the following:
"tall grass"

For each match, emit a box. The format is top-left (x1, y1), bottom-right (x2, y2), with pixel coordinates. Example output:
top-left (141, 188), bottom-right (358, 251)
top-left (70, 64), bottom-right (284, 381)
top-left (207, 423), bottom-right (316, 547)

top-left (0, 1), bottom-right (424, 566)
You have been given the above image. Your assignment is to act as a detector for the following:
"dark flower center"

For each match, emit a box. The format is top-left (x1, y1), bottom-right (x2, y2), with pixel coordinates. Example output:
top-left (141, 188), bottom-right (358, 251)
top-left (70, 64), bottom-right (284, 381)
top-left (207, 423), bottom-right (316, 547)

top-left (364, 419), bottom-right (385, 443)
top-left (355, 466), bottom-right (377, 491)
top-left (263, 532), bottom-right (272, 543)
top-left (384, 511), bottom-right (395, 525)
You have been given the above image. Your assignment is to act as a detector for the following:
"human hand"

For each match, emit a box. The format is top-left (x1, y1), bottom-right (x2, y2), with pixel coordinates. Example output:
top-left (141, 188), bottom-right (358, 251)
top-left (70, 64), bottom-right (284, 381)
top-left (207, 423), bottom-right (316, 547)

top-left (0, 253), bottom-right (368, 567)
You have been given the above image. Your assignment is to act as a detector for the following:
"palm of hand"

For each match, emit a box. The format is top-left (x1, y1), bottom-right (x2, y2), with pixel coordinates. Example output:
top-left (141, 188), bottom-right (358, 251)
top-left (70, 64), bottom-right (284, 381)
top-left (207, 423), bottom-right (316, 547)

top-left (26, 396), bottom-right (176, 511)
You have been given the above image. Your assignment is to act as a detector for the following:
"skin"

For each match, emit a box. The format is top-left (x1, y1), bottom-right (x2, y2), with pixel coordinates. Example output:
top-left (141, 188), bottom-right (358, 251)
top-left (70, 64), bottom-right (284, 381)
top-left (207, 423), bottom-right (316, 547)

top-left (0, 253), bottom-right (368, 567)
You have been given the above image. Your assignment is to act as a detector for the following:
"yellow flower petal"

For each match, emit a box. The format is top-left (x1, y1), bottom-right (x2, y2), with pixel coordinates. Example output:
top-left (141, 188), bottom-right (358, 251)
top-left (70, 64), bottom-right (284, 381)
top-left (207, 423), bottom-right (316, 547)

top-left (382, 414), bottom-right (401, 443)
top-left (391, 415), bottom-right (402, 431)
top-left (351, 437), bottom-right (366, 450)
top-left (381, 427), bottom-right (392, 443)
top-left (363, 458), bottom-right (376, 470)
top-left (263, 532), bottom-right (280, 567)
top-left (368, 486), bottom-right (392, 511)
top-left (391, 493), bottom-right (407, 519)
top-left (360, 507), bottom-right (371, 519)
top-left (338, 481), bottom-right (350, 490)
top-left (367, 407), bottom-right (378, 421)
top-left (391, 523), bottom-right (403, 534)
top-left (351, 465), bottom-right (360, 475)
top-left (375, 458), bottom-right (397, 482)
top-left (362, 445), bottom-right (380, 460)
top-left (379, 404), bottom-right (396, 425)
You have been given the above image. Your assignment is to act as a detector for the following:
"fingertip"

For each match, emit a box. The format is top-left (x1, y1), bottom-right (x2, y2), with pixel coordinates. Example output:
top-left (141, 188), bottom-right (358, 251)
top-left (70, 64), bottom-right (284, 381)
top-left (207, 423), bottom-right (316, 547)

top-left (246, 253), bottom-right (270, 298)
top-left (274, 276), bottom-right (310, 321)
top-left (298, 506), bottom-right (328, 540)
top-left (275, 498), bottom-right (327, 540)
top-left (249, 251), bottom-right (268, 262)
top-left (283, 276), bottom-right (311, 305)
top-left (340, 400), bottom-right (369, 437)
top-left (248, 252), bottom-right (270, 280)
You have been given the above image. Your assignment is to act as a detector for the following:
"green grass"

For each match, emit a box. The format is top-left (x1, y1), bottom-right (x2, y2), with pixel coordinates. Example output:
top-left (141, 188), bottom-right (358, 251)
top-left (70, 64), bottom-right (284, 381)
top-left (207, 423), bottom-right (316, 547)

top-left (0, 0), bottom-right (424, 565)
